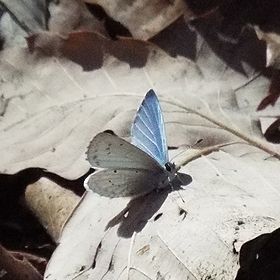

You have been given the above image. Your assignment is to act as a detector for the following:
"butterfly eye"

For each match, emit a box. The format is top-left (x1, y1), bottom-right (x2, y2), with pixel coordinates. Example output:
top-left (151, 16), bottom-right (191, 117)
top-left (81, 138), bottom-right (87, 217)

top-left (165, 162), bottom-right (172, 172)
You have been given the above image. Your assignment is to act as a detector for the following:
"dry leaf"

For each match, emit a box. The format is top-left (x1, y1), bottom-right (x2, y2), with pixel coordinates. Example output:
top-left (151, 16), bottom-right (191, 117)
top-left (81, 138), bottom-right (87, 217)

top-left (11, 251), bottom-right (47, 276)
top-left (45, 149), bottom-right (280, 279)
top-left (182, 0), bottom-right (221, 17)
top-left (27, 31), bottom-right (152, 71)
top-left (255, 27), bottom-right (280, 69)
top-left (260, 117), bottom-right (280, 144)
top-left (0, 244), bottom-right (43, 280)
top-left (1, 12), bottom-right (280, 280)
top-left (48, 0), bottom-right (106, 35)
top-left (236, 227), bottom-right (280, 279)
top-left (0, 0), bottom-right (47, 32)
top-left (25, 178), bottom-right (81, 242)
top-left (84, 0), bottom-right (190, 40)
top-left (257, 69), bottom-right (280, 111)
top-left (0, 22), bottom-right (279, 179)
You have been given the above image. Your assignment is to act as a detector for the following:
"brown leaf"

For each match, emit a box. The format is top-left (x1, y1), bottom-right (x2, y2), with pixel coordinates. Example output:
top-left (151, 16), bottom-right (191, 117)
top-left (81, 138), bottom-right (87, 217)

top-left (11, 251), bottom-right (47, 276)
top-left (257, 69), bottom-right (280, 110)
top-left (263, 118), bottom-right (280, 144)
top-left (27, 31), bottom-right (153, 71)
top-left (0, 244), bottom-right (42, 280)
top-left (183, 0), bottom-right (222, 18)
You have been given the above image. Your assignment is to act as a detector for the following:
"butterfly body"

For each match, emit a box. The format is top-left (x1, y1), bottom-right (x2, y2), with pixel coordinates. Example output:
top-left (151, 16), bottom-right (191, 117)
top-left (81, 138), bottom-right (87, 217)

top-left (85, 90), bottom-right (191, 198)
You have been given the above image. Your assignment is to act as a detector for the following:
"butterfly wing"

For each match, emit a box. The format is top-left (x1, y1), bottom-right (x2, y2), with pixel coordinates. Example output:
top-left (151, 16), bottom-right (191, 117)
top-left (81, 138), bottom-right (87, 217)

top-left (87, 132), bottom-right (164, 171)
top-left (85, 169), bottom-right (167, 198)
top-left (85, 91), bottom-right (172, 198)
top-left (131, 89), bottom-right (168, 166)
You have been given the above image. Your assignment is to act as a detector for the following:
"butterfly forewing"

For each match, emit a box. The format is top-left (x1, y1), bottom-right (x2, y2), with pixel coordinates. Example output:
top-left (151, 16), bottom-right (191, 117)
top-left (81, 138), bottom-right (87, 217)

top-left (85, 168), bottom-right (167, 198)
top-left (131, 89), bottom-right (168, 166)
top-left (86, 132), bottom-right (164, 172)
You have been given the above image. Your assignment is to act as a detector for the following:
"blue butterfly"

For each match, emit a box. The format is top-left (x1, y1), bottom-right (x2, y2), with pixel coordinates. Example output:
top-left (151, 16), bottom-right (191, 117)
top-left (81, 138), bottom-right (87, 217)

top-left (85, 89), bottom-right (191, 197)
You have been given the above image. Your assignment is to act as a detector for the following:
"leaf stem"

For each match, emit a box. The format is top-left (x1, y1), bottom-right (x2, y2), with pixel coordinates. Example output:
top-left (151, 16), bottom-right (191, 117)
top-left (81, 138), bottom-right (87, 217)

top-left (165, 99), bottom-right (280, 161)
top-left (174, 142), bottom-right (241, 169)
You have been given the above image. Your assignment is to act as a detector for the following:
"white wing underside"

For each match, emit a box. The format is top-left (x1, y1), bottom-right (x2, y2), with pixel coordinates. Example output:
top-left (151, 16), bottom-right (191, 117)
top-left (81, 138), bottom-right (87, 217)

top-left (85, 132), bottom-right (168, 197)
top-left (85, 169), bottom-right (166, 197)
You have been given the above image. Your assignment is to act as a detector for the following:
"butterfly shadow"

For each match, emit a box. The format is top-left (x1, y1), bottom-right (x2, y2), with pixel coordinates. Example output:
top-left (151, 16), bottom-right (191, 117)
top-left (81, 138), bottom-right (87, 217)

top-left (105, 174), bottom-right (192, 238)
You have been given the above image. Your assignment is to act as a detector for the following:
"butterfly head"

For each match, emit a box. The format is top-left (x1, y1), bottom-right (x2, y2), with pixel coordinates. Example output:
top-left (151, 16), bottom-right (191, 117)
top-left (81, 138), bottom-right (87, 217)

top-left (165, 162), bottom-right (177, 181)
top-left (158, 162), bottom-right (192, 190)
top-left (156, 162), bottom-right (177, 189)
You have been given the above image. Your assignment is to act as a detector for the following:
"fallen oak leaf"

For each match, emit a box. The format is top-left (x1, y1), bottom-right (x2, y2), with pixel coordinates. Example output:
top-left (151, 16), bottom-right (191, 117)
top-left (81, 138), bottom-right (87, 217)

top-left (1, 22), bottom-right (278, 179)
top-left (46, 147), bottom-right (280, 280)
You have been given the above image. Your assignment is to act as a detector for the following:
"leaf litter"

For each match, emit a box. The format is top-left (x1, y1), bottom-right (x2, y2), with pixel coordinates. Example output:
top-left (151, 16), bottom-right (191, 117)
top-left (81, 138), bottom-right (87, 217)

top-left (1, 1), bottom-right (280, 280)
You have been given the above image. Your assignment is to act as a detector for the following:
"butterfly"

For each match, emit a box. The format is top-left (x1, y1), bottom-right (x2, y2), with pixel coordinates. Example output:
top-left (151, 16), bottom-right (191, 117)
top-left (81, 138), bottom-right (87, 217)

top-left (84, 89), bottom-right (191, 198)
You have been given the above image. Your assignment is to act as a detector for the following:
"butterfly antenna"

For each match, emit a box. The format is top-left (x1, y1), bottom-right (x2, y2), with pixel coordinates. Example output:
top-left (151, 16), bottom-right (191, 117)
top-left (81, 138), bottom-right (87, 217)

top-left (177, 190), bottom-right (185, 203)
top-left (170, 183), bottom-right (185, 203)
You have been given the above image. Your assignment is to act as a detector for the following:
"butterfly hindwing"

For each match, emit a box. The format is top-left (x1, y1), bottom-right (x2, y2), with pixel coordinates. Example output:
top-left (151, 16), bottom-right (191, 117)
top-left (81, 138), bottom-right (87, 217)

top-left (86, 132), bottom-right (163, 172)
top-left (85, 168), bottom-right (167, 198)
top-left (131, 89), bottom-right (168, 166)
